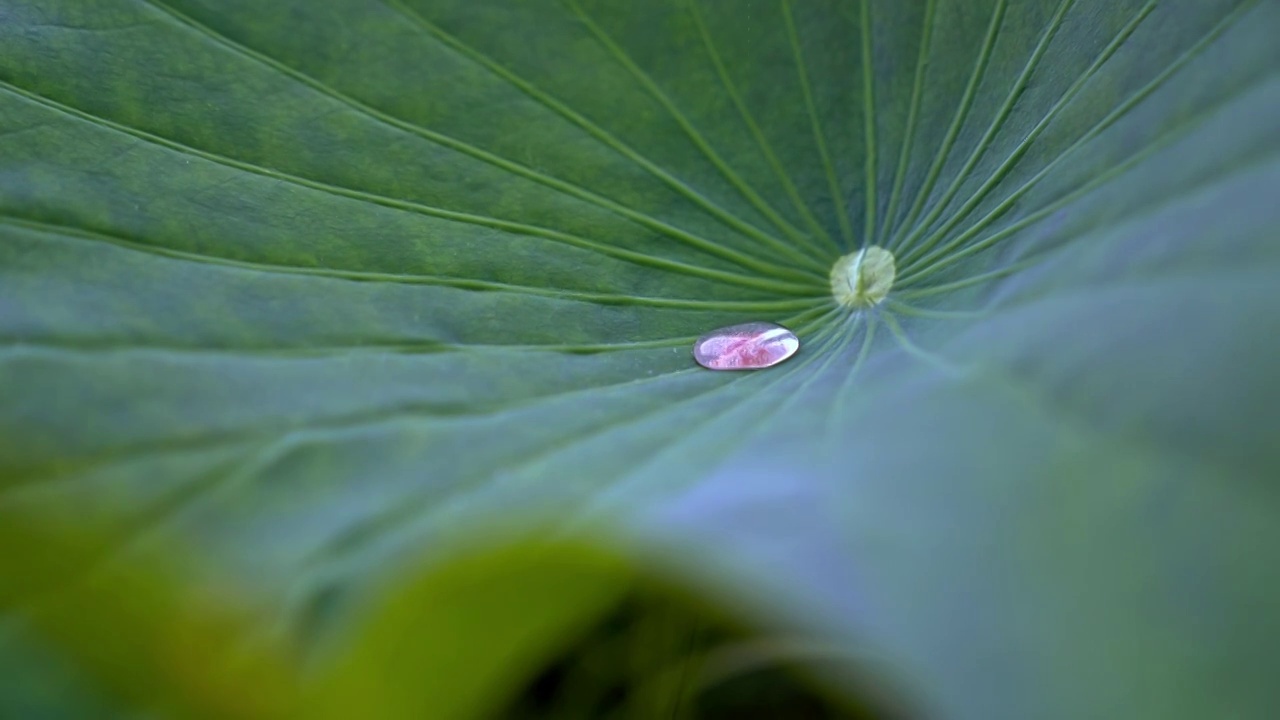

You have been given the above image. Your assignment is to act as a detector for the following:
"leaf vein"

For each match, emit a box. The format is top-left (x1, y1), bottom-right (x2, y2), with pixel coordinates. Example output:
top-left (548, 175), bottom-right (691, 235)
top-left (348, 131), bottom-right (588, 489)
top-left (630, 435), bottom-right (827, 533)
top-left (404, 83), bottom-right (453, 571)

top-left (893, 0), bottom-right (1075, 257)
top-left (896, 0), bottom-right (1158, 270)
top-left (782, 0), bottom-right (857, 250)
top-left (688, 0), bottom-right (840, 258)
top-left (137, 0), bottom-right (822, 282)
top-left (561, 0), bottom-right (821, 268)
top-left (887, 0), bottom-right (1009, 254)
top-left (897, 2), bottom-right (1259, 282)
top-left (0, 81), bottom-right (819, 296)
top-left (0, 215), bottom-right (821, 313)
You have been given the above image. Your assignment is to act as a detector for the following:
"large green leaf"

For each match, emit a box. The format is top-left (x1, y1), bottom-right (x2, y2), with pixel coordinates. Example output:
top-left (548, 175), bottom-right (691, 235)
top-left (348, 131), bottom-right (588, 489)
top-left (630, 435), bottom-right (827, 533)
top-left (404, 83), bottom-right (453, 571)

top-left (2, 0), bottom-right (1278, 716)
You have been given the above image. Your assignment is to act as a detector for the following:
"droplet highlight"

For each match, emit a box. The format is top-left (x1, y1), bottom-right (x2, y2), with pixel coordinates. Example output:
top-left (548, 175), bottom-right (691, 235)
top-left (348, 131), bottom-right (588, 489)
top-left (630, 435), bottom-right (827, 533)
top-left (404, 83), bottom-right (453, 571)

top-left (692, 322), bottom-right (800, 371)
top-left (830, 245), bottom-right (895, 308)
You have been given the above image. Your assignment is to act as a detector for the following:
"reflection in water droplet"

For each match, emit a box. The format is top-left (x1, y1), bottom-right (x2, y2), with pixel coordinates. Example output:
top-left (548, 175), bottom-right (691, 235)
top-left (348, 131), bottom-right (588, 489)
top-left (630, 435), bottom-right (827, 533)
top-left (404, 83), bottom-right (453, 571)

top-left (692, 322), bottom-right (800, 371)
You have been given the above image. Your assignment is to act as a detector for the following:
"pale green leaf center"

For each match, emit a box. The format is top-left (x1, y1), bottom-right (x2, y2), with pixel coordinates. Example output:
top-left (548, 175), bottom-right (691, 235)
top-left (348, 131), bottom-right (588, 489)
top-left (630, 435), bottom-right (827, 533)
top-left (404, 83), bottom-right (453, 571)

top-left (830, 246), bottom-right (896, 308)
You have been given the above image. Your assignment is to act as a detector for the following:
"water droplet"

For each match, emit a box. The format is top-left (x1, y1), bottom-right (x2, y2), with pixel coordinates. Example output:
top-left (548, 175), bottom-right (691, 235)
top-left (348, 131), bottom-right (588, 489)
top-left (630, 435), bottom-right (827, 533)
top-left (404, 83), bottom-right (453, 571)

top-left (830, 245), bottom-right (895, 308)
top-left (692, 322), bottom-right (800, 371)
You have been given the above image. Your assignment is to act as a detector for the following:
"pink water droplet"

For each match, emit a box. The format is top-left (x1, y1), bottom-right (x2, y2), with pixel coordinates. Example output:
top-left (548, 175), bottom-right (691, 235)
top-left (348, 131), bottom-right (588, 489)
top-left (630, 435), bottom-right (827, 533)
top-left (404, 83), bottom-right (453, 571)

top-left (692, 322), bottom-right (800, 371)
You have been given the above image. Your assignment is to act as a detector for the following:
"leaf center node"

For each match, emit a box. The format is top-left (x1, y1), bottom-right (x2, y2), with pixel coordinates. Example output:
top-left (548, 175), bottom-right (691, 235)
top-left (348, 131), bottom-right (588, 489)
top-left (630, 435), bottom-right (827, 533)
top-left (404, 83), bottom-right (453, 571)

top-left (830, 246), bottom-right (896, 308)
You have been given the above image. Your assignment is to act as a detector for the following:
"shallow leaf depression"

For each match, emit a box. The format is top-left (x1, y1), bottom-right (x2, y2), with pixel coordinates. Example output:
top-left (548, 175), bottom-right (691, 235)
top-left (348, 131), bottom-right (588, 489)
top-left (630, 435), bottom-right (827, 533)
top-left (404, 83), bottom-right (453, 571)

top-left (2, 0), bottom-right (1279, 718)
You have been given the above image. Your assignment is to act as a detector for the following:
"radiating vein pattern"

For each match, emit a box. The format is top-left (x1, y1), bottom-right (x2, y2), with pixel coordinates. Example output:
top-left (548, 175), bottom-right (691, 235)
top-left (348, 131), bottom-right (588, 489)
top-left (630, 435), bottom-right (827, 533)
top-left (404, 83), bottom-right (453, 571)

top-left (2, 8), bottom-right (1278, 710)
top-left (0, 0), bottom-right (1268, 428)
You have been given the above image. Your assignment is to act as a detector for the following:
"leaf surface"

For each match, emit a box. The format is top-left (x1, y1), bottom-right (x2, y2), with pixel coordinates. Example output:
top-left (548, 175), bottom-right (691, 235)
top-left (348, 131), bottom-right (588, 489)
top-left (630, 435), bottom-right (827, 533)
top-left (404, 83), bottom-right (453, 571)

top-left (2, 0), bottom-right (1279, 717)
